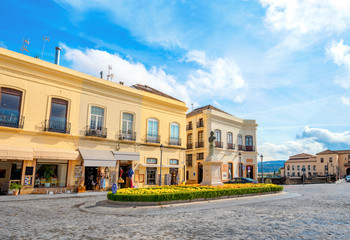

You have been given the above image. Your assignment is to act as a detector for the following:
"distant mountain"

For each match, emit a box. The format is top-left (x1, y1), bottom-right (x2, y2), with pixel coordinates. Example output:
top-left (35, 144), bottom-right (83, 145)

top-left (257, 160), bottom-right (286, 174)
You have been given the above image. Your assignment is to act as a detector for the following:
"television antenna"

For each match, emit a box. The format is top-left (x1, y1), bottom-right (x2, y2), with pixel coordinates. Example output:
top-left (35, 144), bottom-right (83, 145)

top-left (21, 39), bottom-right (30, 54)
top-left (41, 36), bottom-right (49, 59)
top-left (107, 65), bottom-right (113, 81)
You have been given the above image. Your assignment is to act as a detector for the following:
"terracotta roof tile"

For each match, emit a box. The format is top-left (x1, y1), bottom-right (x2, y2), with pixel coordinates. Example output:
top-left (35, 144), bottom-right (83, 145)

top-left (186, 105), bottom-right (232, 118)
top-left (316, 149), bottom-right (336, 155)
top-left (131, 84), bottom-right (183, 103)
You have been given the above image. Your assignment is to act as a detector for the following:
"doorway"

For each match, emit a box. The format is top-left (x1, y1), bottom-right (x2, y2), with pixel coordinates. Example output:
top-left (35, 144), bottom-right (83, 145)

top-left (246, 165), bottom-right (254, 179)
top-left (346, 168), bottom-right (350, 176)
top-left (170, 168), bottom-right (178, 185)
top-left (85, 167), bottom-right (98, 190)
top-left (198, 163), bottom-right (203, 183)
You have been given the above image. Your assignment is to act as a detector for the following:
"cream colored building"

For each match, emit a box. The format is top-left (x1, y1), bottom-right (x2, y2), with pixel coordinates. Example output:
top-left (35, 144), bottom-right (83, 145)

top-left (284, 150), bottom-right (350, 178)
top-left (185, 105), bottom-right (258, 183)
top-left (0, 47), bottom-right (187, 194)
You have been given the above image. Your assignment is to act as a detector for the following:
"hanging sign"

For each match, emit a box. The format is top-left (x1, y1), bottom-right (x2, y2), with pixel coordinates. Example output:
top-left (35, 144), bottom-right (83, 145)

top-left (112, 183), bottom-right (118, 194)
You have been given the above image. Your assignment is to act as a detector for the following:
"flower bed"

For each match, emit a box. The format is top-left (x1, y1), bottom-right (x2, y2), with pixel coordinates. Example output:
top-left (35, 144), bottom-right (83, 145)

top-left (107, 184), bottom-right (283, 202)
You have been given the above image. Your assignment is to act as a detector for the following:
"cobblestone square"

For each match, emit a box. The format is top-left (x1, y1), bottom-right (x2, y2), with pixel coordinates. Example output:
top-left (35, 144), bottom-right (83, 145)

top-left (1, 183), bottom-right (349, 240)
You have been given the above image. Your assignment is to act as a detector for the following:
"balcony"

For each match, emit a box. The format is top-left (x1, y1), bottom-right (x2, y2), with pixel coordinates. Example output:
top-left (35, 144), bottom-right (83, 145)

top-left (169, 137), bottom-right (181, 146)
top-left (196, 141), bottom-right (204, 148)
top-left (146, 134), bottom-right (160, 144)
top-left (86, 126), bottom-right (107, 138)
top-left (187, 143), bottom-right (193, 149)
top-left (243, 145), bottom-right (255, 151)
top-left (197, 121), bottom-right (204, 128)
top-left (215, 141), bottom-right (223, 148)
top-left (0, 112), bottom-right (24, 128)
top-left (344, 162), bottom-right (350, 167)
top-left (117, 130), bottom-right (136, 141)
top-left (186, 125), bottom-right (193, 131)
top-left (44, 119), bottom-right (71, 134)
top-left (227, 143), bottom-right (235, 150)
top-left (238, 145), bottom-right (243, 150)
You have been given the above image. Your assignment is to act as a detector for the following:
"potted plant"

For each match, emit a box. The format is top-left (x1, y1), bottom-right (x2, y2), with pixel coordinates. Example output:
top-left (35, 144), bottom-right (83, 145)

top-left (43, 165), bottom-right (54, 187)
top-left (9, 182), bottom-right (22, 195)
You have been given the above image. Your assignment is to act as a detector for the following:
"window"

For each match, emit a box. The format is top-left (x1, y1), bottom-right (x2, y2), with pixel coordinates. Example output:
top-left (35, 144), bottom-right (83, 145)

top-left (188, 121), bottom-right (193, 130)
top-left (297, 172), bottom-right (300, 177)
top-left (122, 113), bottom-right (133, 134)
top-left (197, 118), bottom-right (204, 128)
top-left (297, 166), bottom-right (300, 170)
top-left (90, 106), bottom-right (104, 130)
top-left (308, 165), bottom-right (311, 170)
top-left (313, 172), bottom-right (317, 176)
top-left (329, 157), bottom-right (333, 163)
top-left (34, 162), bottom-right (67, 188)
top-left (170, 122), bottom-right (180, 145)
top-left (187, 134), bottom-right (193, 144)
top-left (324, 165), bottom-right (328, 172)
top-left (198, 131), bottom-right (204, 142)
top-left (245, 135), bottom-right (254, 151)
top-left (170, 159), bottom-right (179, 165)
top-left (313, 165), bottom-right (316, 170)
top-left (292, 172), bottom-right (295, 176)
top-left (287, 165), bottom-right (290, 171)
top-left (320, 158), bottom-right (324, 163)
top-left (228, 162), bottom-right (233, 179)
top-left (48, 98), bottom-right (68, 133)
top-left (0, 87), bottom-right (22, 128)
top-left (147, 118), bottom-right (159, 143)
top-left (146, 158), bottom-right (157, 164)
top-left (215, 129), bottom-right (221, 142)
top-left (238, 134), bottom-right (243, 150)
top-left (197, 153), bottom-right (204, 160)
top-left (186, 154), bottom-right (193, 167)
top-left (227, 132), bottom-right (233, 144)
top-left (292, 166), bottom-right (295, 170)
top-left (146, 168), bottom-right (156, 185)
top-left (287, 172), bottom-right (290, 177)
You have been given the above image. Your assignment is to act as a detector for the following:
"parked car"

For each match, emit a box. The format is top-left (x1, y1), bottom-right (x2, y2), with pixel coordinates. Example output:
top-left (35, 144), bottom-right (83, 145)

top-left (345, 175), bottom-right (350, 182)
top-left (224, 177), bottom-right (258, 184)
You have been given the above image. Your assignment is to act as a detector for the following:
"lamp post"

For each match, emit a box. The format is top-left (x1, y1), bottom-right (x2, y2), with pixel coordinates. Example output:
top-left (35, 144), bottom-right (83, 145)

top-left (159, 144), bottom-right (164, 186)
top-left (238, 152), bottom-right (242, 178)
top-left (260, 155), bottom-right (264, 183)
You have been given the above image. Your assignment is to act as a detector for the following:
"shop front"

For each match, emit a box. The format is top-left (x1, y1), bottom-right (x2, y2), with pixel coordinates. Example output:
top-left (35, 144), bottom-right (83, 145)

top-left (113, 151), bottom-right (140, 189)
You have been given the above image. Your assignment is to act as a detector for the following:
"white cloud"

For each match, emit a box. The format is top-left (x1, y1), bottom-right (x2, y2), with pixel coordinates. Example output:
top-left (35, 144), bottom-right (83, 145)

top-left (260, 0), bottom-right (350, 35)
top-left (185, 50), bottom-right (246, 103)
top-left (326, 39), bottom-right (350, 89)
top-left (301, 126), bottom-right (350, 145)
top-left (341, 97), bottom-right (350, 106)
top-left (61, 45), bottom-right (247, 106)
top-left (0, 41), bottom-right (7, 49)
top-left (259, 138), bottom-right (326, 160)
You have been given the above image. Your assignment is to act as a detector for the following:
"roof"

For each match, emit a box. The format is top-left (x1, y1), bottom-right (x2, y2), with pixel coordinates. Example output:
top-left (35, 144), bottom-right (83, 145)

top-left (316, 149), bottom-right (350, 155)
top-left (186, 105), bottom-right (232, 118)
top-left (131, 84), bottom-right (183, 103)
top-left (289, 153), bottom-right (315, 160)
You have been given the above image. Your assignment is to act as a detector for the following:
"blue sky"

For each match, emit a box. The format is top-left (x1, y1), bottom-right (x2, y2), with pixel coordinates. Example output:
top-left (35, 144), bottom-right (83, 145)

top-left (2, 0), bottom-right (350, 160)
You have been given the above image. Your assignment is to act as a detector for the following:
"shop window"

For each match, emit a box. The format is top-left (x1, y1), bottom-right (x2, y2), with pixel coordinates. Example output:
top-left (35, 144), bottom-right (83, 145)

top-left (146, 168), bottom-right (156, 185)
top-left (34, 162), bottom-right (67, 188)
top-left (0, 87), bottom-right (23, 128)
top-left (170, 159), bottom-right (179, 165)
top-left (146, 158), bottom-right (157, 164)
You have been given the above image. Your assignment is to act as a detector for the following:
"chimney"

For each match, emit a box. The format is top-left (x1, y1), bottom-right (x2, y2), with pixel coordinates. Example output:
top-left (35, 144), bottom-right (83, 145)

top-left (54, 47), bottom-right (61, 65)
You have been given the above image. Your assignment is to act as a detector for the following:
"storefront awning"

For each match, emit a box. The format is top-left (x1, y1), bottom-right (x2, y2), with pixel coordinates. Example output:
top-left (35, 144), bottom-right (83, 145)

top-left (79, 148), bottom-right (116, 167)
top-left (140, 163), bottom-right (160, 168)
top-left (0, 144), bottom-right (33, 160)
top-left (34, 148), bottom-right (79, 160)
top-left (112, 151), bottom-right (140, 161)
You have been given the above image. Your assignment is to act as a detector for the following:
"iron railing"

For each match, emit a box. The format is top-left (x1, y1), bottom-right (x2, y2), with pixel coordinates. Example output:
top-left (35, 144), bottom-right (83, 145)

top-left (243, 145), bottom-right (255, 151)
top-left (227, 143), bottom-right (235, 150)
top-left (215, 141), bottom-right (223, 148)
top-left (197, 121), bottom-right (204, 128)
top-left (86, 126), bottom-right (107, 138)
top-left (186, 125), bottom-right (193, 130)
top-left (146, 134), bottom-right (160, 144)
top-left (169, 137), bottom-right (181, 146)
top-left (44, 119), bottom-right (71, 134)
top-left (0, 113), bottom-right (24, 128)
top-left (196, 141), bottom-right (204, 148)
top-left (187, 143), bottom-right (193, 149)
top-left (117, 130), bottom-right (136, 141)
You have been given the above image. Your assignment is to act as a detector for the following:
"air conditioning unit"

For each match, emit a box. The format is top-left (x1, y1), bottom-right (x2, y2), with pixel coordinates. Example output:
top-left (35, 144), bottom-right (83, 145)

top-left (91, 129), bottom-right (97, 136)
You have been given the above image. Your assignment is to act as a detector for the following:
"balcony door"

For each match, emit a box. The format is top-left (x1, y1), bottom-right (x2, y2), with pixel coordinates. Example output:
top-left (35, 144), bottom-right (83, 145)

top-left (170, 122), bottom-right (179, 145)
top-left (147, 118), bottom-right (159, 142)
top-left (49, 98), bottom-right (68, 133)
top-left (0, 88), bottom-right (22, 128)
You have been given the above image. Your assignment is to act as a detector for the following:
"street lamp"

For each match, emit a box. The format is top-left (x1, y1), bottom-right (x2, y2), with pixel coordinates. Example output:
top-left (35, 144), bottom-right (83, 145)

top-left (238, 152), bottom-right (242, 178)
top-left (260, 155), bottom-right (264, 183)
top-left (159, 144), bottom-right (164, 186)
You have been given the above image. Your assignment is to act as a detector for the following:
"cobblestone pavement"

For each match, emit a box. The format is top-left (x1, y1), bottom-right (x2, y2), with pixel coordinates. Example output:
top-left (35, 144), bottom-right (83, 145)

top-left (0, 183), bottom-right (350, 240)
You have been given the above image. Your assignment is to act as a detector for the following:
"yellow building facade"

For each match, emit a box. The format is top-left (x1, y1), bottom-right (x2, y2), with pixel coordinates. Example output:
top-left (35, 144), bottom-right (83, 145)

top-left (185, 105), bottom-right (258, 184)
top-left (0, 48), bottom-right (187, 194)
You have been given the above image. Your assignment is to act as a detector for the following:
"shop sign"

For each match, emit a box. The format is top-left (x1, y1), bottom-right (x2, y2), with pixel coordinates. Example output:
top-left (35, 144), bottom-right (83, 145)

top-left (112, 183), bottom-right (118, 194)
top-left (74, 166), bottom-right (83, 178)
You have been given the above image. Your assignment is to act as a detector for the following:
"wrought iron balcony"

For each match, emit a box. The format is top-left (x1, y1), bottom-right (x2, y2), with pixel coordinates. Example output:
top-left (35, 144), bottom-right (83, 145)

top-left (187, 143), bottom-right (193, 149)
top-left (197, 121), bottom-right (204, 128)
top-left (243, 145), bottom-right (255, 151)
top-left (0, 112), bottom-right (24, 128)
top-left (117, 130), bottom-right (136, 141)
top-left (186, 125), bottom-right (193, 131)
top-left (44, 119), bottom-right (71, 134)
top-left (86, 126), bottom-right (107, 138)
top-left (196, 141), bottom-right (204, 148)
top-left (169, 137), bottom-right (181, 146)
top-left (146, 134), bottom-right (160, 144)
top-left (238, 144), bottom-right (243, 150)
top-left (215, 141), bottom-right (223, 148)
top-left (227, 143), bottom-right (235, 150)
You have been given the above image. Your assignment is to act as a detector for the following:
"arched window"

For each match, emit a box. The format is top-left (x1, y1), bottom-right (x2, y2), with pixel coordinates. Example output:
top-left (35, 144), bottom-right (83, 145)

top-left (147, 118), bottom-right (159, 143)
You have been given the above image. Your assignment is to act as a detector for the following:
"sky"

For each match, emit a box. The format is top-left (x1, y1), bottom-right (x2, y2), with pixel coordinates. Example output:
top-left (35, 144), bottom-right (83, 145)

top-left (1, 0), bottom-right (350, 161)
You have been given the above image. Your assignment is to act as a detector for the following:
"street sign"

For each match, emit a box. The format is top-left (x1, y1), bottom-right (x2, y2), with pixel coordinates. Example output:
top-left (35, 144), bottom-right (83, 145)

top-left (112, 183), bottom-right (118, 194)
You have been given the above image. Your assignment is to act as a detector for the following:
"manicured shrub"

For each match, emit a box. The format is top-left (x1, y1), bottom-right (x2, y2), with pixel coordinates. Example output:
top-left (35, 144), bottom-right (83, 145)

top-left (107, 184), bottom-right (283, 202)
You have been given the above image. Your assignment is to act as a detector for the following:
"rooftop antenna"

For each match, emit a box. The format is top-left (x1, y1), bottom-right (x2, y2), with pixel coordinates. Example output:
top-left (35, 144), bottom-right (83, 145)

top-left (41, 36), bottom-right (49, 59)
top-left (107, 65), bottom-right (113, 81)
top-left (21, 39), bottom-right (29, 54)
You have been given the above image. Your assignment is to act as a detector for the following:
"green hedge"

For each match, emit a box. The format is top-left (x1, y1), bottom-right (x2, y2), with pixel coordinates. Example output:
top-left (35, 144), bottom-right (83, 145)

top-left (107, 185), bottom-right (283, 202)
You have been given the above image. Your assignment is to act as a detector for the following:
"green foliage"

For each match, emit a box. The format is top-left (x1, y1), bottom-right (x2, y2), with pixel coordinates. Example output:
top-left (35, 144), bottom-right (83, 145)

top-left (107, 185), bottom-right (283, 202)
top-left (10, 182), bottom-right (22, 190)
top-left (42, 165), bottom-right (54, 182)
top-left (265, 178), bottom-right (272, 184)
